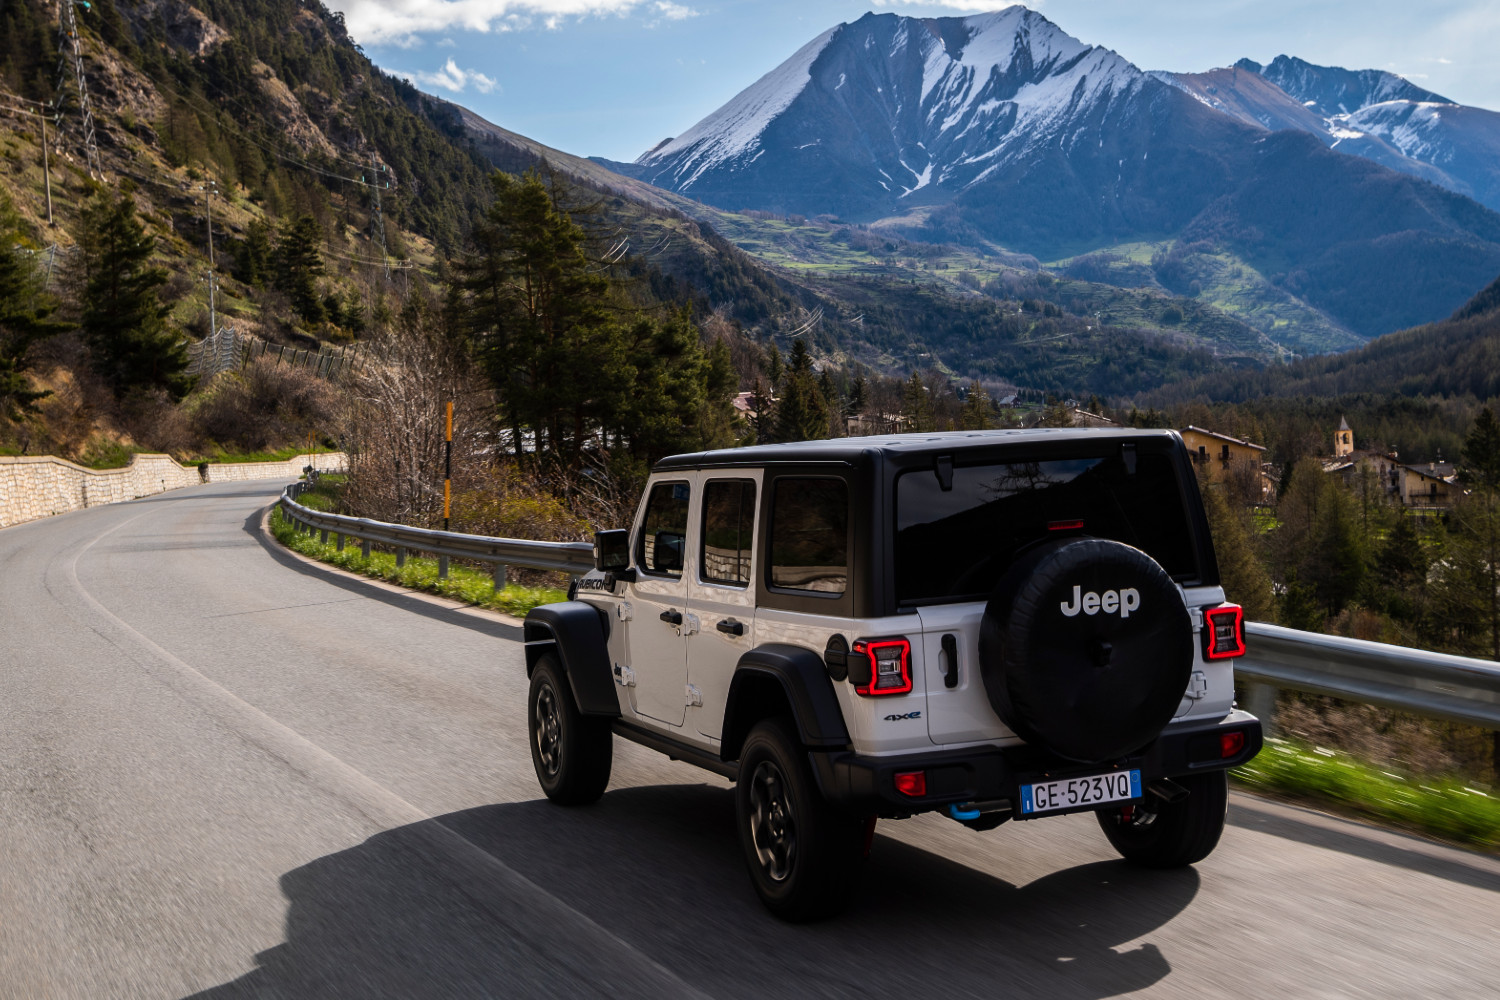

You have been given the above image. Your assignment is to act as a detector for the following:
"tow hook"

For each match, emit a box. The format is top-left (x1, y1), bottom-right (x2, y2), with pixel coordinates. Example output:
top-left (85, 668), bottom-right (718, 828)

top-left (946, 800), bottom-right (1013, 830)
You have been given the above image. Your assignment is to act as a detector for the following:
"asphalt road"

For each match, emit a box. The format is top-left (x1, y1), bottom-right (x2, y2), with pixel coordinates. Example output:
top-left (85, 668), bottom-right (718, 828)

top-left (2, 480), bottom-right (1498, 999)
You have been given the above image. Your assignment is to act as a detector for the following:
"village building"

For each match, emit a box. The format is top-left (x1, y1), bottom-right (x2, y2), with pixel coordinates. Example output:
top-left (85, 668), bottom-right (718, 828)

top-left (1319, 416), bottom-right (1458, 508)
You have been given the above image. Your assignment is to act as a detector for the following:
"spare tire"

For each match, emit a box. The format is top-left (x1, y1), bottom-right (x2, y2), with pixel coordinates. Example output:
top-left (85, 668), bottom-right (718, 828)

top-left (978, 538), bottom-right (1192, 764)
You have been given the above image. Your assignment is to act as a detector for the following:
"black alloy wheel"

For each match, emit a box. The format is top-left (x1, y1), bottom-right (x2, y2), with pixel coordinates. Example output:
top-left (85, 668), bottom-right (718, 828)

top-left (527, 654), bottom-right (613, 805)
top-left (734, 717), bottom-right (865, 921)
top-left (748, 760), bottom-right (797, 882)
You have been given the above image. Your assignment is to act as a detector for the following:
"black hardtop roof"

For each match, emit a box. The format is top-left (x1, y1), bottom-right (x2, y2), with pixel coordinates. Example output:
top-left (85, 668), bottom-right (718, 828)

top-left (653, 427), bottom-right (1185, 472)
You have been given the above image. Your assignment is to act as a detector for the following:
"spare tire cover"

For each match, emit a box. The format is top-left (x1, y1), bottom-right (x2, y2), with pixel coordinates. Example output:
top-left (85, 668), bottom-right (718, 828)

top-left (978, 538), bottom-right (1192, 764)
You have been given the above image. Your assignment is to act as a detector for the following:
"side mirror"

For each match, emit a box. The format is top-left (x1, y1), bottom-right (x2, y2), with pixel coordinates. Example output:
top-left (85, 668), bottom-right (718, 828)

top-left (593, 529), bottom-right (631, 573)
top-left (652, 531), bottom-right (685, 572)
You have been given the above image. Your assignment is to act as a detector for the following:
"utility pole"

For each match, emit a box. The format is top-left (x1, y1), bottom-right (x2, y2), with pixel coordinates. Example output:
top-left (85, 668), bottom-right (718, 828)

top-left (369, 158), bottom-right (389, 280)
top-left (36, 103), bottom-right (54, 226)
top-left (55, 0), bottom-right (103, 180)
top-left (443, 400), bottom-right (453, 532)
top-left (200, 176), bottom-right (218, 336)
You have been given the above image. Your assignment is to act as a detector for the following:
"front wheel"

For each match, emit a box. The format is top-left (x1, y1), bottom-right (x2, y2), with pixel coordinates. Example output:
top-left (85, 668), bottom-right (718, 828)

top-left (735, 717), bottom-right (865, 921)
top-left (528, 655), bottom-right (612, 805)
top-left (1096, 770), bottom-right (1227, 868)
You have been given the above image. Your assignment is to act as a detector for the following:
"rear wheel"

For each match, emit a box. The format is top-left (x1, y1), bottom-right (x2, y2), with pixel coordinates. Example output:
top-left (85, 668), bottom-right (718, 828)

top-left (1096, 770), bottom-right (1227, 868)
top-left (528, 655), bottom-right (612, 805)
top-left (735, 717), bottom-right (865, 921)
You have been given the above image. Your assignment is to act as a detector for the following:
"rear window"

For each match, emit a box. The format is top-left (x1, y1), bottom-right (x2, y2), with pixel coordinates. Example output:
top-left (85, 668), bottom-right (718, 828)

top-left (894, 450), bottom-right (1199, 604)
top-left (769, 478), bottom-right (848, 595)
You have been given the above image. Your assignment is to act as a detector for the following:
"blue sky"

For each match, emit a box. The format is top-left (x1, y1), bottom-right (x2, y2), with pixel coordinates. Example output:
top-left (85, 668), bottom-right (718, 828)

top-left (327, 0), bottom-right (1500, 162)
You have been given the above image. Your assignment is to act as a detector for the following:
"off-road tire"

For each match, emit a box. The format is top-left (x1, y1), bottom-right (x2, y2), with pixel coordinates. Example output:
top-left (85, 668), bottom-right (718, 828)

top-left (528, 655), bottom-right (612, 805)
top-left (735, 717), bottom-right (865, 921)
top-left (1096, 770), bottom-right (1227, 868)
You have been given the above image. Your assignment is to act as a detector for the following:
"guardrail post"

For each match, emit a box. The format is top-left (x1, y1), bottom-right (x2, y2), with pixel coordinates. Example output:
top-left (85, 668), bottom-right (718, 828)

top-left (493, 562), bottom-right (507, 590)
top-left (1243, 682), bottom-right (1277, 732)
top-left (361, 538), bottom-right (371, 559)
top-left (396, 547), bottom-right (406, 569)
top-left (439, 555), bottom-right (449, 579)
top-left (336, 533), bottom-right (345, 552)
top-left (319, 528), bottom-right (328, 544)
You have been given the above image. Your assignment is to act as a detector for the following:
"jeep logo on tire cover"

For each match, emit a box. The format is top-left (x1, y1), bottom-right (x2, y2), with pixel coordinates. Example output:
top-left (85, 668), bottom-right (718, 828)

top-left (1059, 585), bottom-right (1141, 619)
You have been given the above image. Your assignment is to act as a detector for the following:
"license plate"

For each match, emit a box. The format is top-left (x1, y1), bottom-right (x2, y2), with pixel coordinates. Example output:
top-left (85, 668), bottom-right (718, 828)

top-left (1020, 769), bottom-right (1141, 816)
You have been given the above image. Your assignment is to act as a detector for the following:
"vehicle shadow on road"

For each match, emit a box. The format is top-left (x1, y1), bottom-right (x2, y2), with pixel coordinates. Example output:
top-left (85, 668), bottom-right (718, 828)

top-left (185, 784), bottom-right (1195, 1000)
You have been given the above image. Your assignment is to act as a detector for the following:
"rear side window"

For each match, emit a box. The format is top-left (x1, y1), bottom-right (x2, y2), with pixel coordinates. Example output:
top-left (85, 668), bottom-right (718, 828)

top-left (769, 478), bottom-right (848, 595)
top-left (895, 450), bottom-right (1199, 604)
top-left (638, 481), bottom-right (690, 576)
top-left (701, 479), bottom-right (756, 586)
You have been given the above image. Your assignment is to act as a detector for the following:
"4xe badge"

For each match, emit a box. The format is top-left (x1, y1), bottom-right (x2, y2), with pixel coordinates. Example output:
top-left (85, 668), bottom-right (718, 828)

top-left (884, 711), bottom-right (921, 721)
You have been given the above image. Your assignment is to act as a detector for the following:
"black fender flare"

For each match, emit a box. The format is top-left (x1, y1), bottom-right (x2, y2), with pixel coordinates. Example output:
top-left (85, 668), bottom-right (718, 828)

top-left (721, 643), bottom-right (850, 761)
top-left (523, 602), bottom-right (620, 717)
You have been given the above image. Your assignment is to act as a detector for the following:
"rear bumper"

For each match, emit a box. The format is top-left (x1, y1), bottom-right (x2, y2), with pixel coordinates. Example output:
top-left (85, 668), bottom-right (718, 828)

top-left (808, 710), bottom-right (1263, 818)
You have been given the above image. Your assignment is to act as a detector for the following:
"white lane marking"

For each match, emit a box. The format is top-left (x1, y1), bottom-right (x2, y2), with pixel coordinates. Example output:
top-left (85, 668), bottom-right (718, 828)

top-left (62, 506), bottom-right (710, 1000)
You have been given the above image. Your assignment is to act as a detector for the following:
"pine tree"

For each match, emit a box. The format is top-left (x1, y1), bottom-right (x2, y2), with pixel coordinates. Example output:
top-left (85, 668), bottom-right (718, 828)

top-left (1455, 407), bottom-right (1500, 660)
top-left (234, 219), bottom-right (272, 288)
top-left (960, 381), bottom-right (993, 430)
top-left (766, 342), bottom-right (784, 391)
top-left (77, 192), bottom-right (191, 402)
top-left (1200, 482), bottom-right (1274, 621)
top-left (901, 371), bottom-right (933, 432)
top-left (775, 341), bottom-right (829, 443)
top-left (847, 373), bottom-right (867, 415)
top-left (455, 169), bottom-right (617, 464)
top-left (272, 215), bottom-right (326, 323)
top-left (0, 201), bottom-right (70, 424)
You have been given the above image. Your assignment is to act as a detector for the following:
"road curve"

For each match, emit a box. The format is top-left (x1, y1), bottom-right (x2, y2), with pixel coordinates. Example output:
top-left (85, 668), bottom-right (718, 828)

top-left (1, 480), bottom-right (1497, 999)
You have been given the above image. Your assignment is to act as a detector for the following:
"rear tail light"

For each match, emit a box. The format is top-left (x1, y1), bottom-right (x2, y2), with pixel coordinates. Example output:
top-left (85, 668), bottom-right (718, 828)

top-left (1221, 731), bottom-right (1246, 758)
top-left (894, 771), bottom-right (927, 797)
top-left (852, 638), bottom-right (912, 696)
top-left (1203, 604), bottom-right (1246, 660)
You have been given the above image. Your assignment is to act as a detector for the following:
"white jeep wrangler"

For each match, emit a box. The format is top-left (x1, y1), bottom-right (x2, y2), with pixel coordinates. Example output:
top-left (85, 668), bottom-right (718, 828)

top-left (523, 429), bottom-right (1261, 919)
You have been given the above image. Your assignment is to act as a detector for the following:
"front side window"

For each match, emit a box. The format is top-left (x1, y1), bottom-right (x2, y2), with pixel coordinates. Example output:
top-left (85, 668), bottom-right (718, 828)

top-left (638, 481), bottom-right (691, 576)
top-left (701, 479), bottom-right (756, 586)
top-left (769, 478), bottom-right (848, 595)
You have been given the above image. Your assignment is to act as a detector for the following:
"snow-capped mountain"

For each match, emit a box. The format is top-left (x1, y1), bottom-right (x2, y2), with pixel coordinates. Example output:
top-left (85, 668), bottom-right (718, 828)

top-left (1162, 56), bottom-right (1500, 211)
top-left (601, 8), bottom-right (1500, 338)
top-left (622, 9), bottom-right (1155, 219)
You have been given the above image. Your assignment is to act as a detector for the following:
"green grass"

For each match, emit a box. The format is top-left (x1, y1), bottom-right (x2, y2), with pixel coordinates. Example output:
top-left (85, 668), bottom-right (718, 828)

top-left (269, 505), bottom-right (565, 618)
top-left (79, 440), bottom-right (144, 469)
top-left (1233, 737), bottom-right (1500, 852)
top-left (193, 445), bottom-right (339, 465)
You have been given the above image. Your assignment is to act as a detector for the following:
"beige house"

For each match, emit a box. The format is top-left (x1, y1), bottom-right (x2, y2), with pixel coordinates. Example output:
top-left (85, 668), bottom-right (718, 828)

top-left (1397, 461), bottom-right (1457, 507)
top-left (1179, 426), bottom-right (1266, 480)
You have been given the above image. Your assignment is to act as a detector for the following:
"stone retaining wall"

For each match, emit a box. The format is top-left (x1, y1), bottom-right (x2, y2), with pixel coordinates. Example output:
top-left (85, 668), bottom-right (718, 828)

top-left (0, 452), bottom-right (347, 530)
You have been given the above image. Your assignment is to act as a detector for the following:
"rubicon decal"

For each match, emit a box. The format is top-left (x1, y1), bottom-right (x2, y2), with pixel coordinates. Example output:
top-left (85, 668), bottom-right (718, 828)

top-left (1060, 586), bottom-right (1141, 618)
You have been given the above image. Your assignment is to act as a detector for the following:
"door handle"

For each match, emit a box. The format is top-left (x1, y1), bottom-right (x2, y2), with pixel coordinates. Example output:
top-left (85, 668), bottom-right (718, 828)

top-left (659, 609), bottom-right (683, 626)
top-left (716, 618), bottom-right (745, 637)
top-left (942, 633), bottom-right (959, 688)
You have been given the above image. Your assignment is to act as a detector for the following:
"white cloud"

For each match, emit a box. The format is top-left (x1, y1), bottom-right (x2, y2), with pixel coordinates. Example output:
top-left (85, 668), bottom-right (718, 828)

top-left (653, 1), bottom-right (697, 20)
top-left (400, 57), bottom-right (499, 93)
top-left (329, 0), bottom-right (665, 44)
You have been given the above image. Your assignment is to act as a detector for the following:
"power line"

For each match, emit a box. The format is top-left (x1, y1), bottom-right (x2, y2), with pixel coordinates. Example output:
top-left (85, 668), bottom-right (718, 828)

top-left (54, 0), bottom-right (102, 180)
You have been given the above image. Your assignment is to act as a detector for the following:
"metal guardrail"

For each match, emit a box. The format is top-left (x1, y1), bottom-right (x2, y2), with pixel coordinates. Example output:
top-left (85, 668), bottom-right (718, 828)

top-left (279, 481), bottom-right (594, 586)
top-left (279, 480), bottom-right (1499, 731)
top-left (1240, 622), bottom-right (1500, 730)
